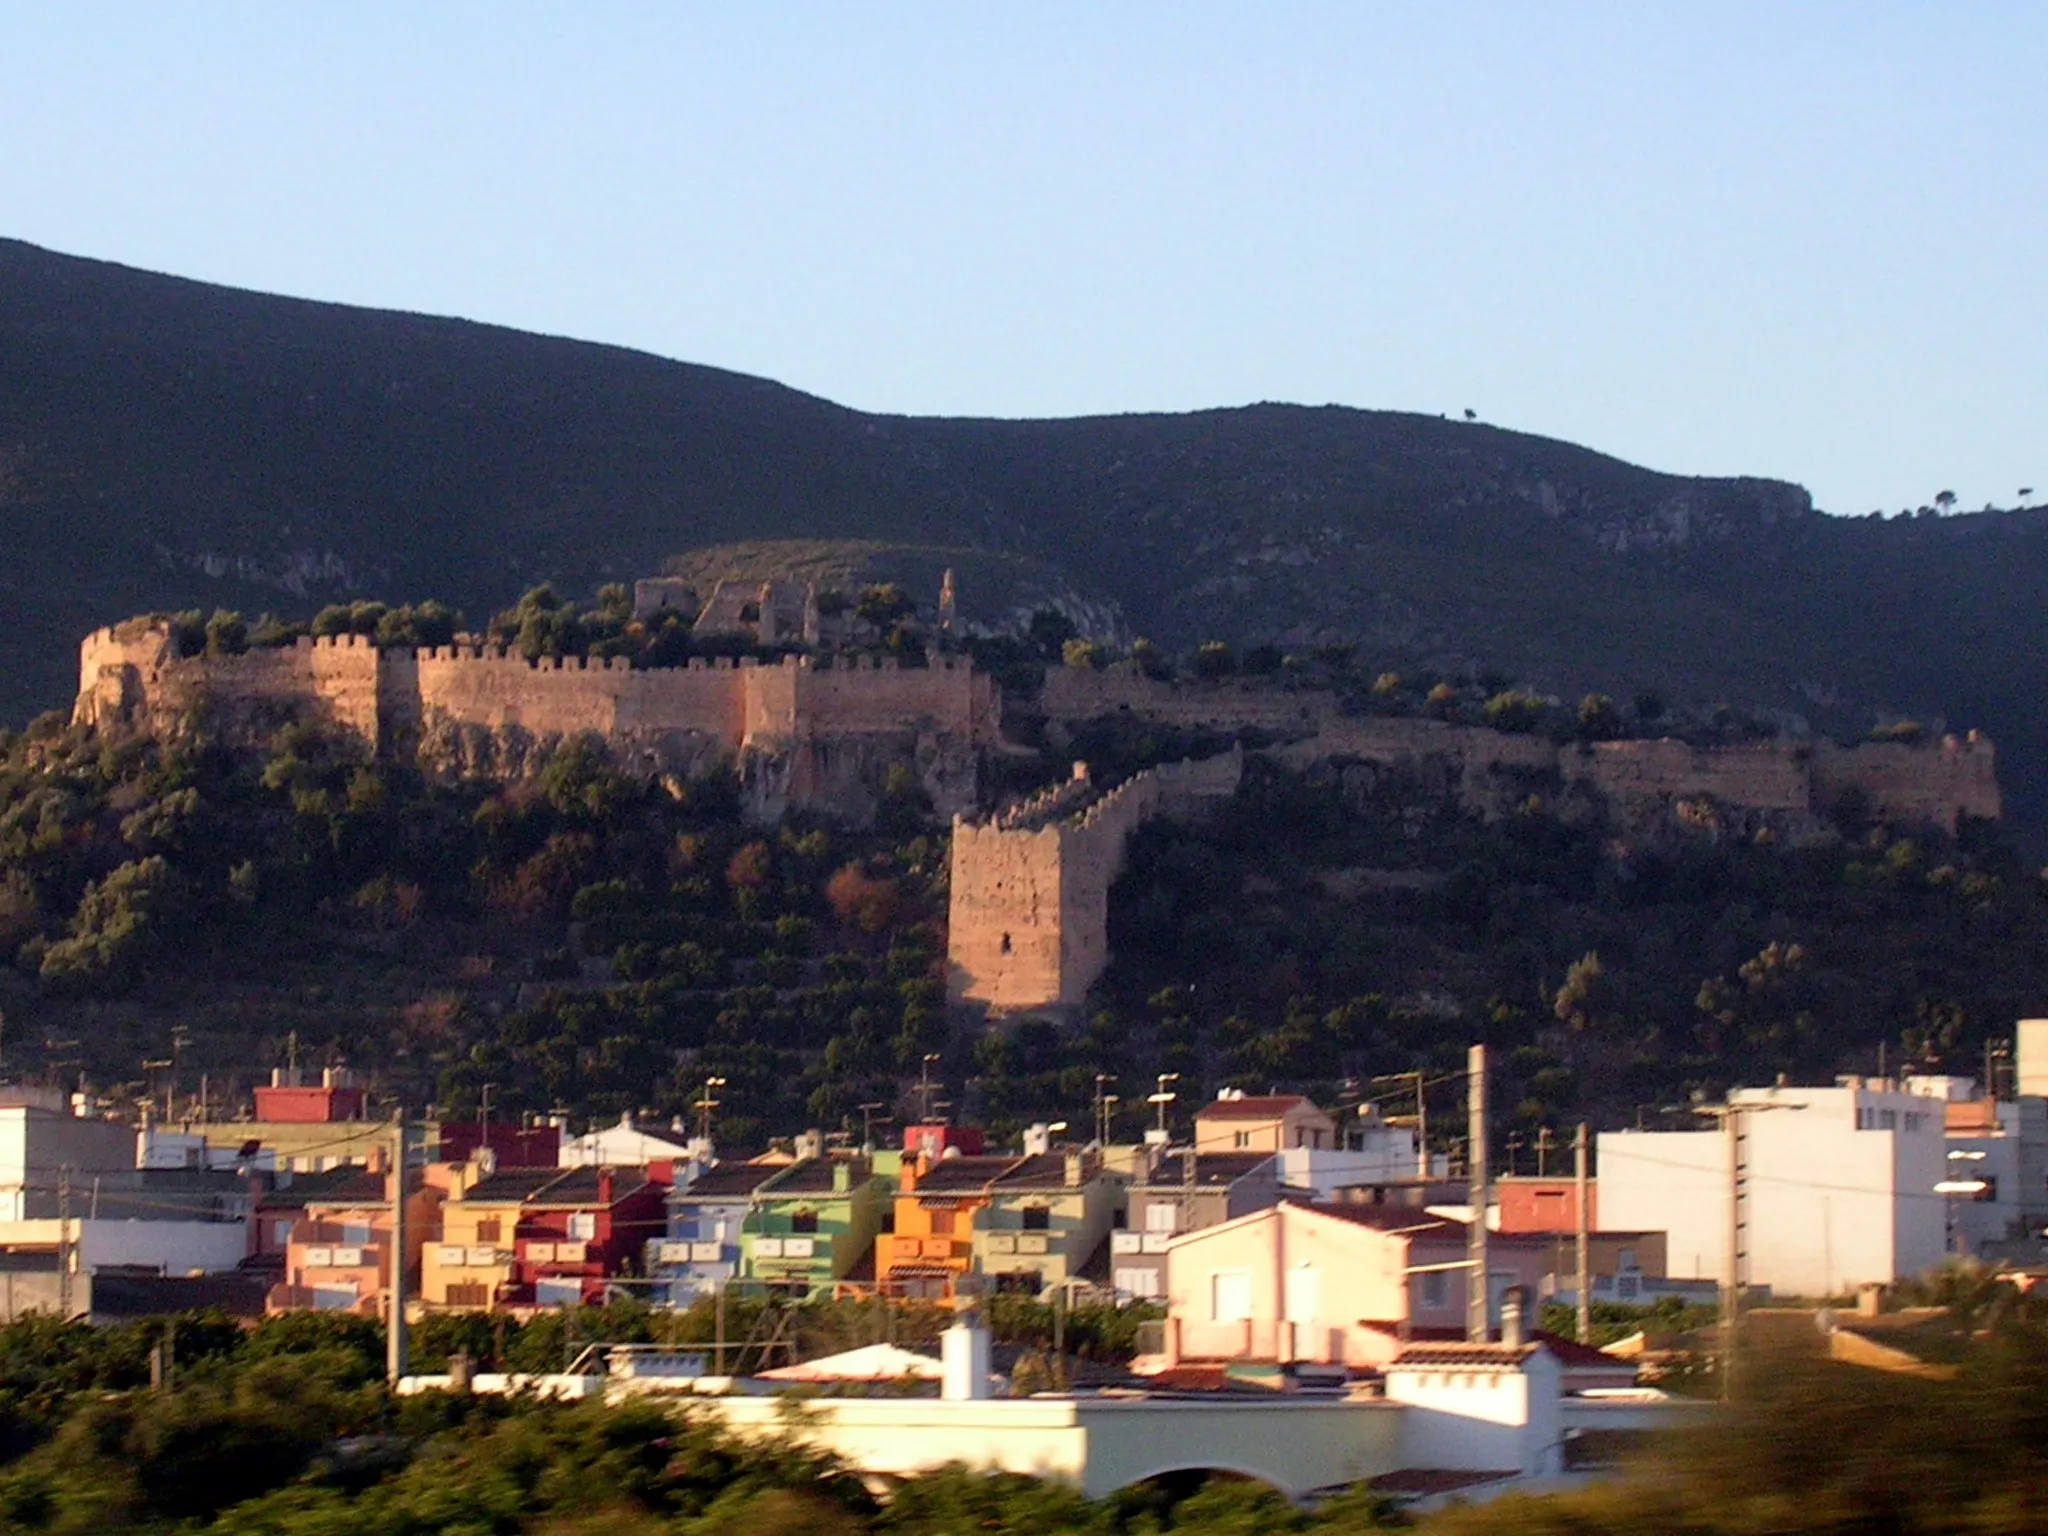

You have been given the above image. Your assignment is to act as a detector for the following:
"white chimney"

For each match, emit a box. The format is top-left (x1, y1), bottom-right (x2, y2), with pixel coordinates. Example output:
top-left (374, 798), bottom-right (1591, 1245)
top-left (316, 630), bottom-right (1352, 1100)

top-left (942, 1313), bottom-right (992, 1401)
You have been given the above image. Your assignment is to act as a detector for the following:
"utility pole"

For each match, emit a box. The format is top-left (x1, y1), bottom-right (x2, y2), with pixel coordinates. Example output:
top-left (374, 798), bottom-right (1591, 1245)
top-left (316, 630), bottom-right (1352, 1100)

top-left (1371, 1070), bottom-right (1429, 1177)
top-left (1535, 1126), bottom-right (1554, 1178)
top-left (1093, 1075), bottom-right (1118, 1147)
top-left (1721, 1107), bottom-right (1740, 1400)
top-left (386, 1108), bottom-right (408, 1386)
top-left (1695, 1096), bottom-right (1801, 1401)
top-left (1574, 1123), bottom-right (1592, 1346)
top-left (56, 1165), bottom-right (73, 1320)
top-left (858, 1101), bottom-right (887, 1152)
top-left (1466, 1045), bottom-right (1490, 1342)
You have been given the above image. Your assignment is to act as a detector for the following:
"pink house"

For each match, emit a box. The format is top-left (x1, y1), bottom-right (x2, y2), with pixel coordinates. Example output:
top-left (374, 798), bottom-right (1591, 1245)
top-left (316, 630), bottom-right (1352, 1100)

top-left (1159, 1201), bottom-right (1549, 1370)
top-left (265, 1161), bottom-right (450, 1316)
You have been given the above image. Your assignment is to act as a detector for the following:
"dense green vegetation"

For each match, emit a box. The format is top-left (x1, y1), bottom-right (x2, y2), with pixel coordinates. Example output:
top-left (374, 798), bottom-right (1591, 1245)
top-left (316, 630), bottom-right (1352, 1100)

top-left (1097, 757), bottom-right (2048, 1148)
top-left (2, 650), bottom-right (2045, 1148)
top-left (8, 1288), bottom-right (2048, 1530)
top-left (0, 1308), bottom-right (1405, 1535)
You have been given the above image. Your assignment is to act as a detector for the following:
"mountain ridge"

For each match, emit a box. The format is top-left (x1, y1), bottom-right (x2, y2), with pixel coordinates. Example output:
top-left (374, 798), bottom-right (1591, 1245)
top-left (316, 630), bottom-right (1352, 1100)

top-left (4, 236), bottom-right (2046, 833)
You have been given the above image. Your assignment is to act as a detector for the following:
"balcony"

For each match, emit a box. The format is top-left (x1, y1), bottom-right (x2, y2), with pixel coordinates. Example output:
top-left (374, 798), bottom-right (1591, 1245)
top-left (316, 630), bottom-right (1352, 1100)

top-left (753, 1234), bottom-right (830, 1263)
top-left (655, 1240), bottom-right (729, 1266)
top-left (523, 1241), bottom-right (590, 1266)
top-left (298, 1244), bottom-right (382, 1270)
top-left (432, 1244), bottom-right (513, 1269)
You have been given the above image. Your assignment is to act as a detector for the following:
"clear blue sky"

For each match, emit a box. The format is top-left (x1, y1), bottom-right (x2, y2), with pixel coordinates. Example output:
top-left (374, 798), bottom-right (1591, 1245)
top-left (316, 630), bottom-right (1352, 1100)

top-left (6, 3), bottom-right (2042, 516)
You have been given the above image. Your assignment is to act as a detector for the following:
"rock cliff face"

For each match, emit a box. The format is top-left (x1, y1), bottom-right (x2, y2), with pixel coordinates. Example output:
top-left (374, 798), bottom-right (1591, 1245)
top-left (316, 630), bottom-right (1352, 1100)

top-left (74, 619), bottom-right (1000, 825)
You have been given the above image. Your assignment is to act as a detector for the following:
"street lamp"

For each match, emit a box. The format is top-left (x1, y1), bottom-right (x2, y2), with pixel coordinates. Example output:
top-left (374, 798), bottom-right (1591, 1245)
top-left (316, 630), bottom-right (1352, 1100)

top-left (696, 1076), bottom-right (727, 1146)
top-left (919, 1054), bottom-right (943, 1123)
top-left (1148, 1073), bottom-right (1180, 1140)
top-left (1938, 1148), bottom-right (1990, 1254)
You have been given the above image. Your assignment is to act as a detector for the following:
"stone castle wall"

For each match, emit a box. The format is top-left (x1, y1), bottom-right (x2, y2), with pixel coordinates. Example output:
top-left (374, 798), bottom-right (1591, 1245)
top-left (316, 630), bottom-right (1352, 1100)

top-left (947, 749), bottom-right (1244, 1014)
top-left (1049, 664), bottom-right (2000, 834)
top-left (75, 622), bottom-right (999, 824)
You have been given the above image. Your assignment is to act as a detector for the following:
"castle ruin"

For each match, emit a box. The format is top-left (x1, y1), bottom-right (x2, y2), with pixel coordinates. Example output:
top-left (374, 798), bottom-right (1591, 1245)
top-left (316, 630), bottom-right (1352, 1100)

top-left (947, 750), bottom-right (1244, 1013)
top-left (74, 619), bottom-right (1000, 825)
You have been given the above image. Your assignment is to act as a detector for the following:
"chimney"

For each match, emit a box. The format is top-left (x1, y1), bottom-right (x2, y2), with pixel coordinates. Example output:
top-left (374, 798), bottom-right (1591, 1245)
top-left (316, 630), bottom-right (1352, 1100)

top-left (941, 1311), bottom-right (992, 1401)
top-left (832, 1160), bottom-right (852, 1194)
top-left (1063, 1151), bottom-right (1085, 1188)
top-left (1500, 1285), bottom-right (1526, 1349)
top-left (597, 1167), bottom-right (615, 1207)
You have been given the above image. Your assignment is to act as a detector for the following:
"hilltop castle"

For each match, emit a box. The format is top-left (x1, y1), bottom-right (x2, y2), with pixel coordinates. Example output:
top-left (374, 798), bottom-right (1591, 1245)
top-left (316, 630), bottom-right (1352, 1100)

top-left (71, 605), bottom-right (2004, 1018)
top-left (74, 618), bottom-right (999, 825)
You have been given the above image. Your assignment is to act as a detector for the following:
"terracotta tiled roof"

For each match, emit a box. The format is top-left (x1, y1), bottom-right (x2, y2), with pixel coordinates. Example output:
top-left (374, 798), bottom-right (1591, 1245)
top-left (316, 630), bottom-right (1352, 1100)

top-left (769, 1155), bottom-right (871, 1195)
top-left (1298, 1203), bottom-right (1469, 1240)
top-left (1194, 1095), bottom-right (1325, 1121)
top-left (459, 1167), bottom-right (569, 1204)
top-left (1388, 1342), bottom-right (1540, 1368)
top-left (673, 1162), bottom-right (785, 1199)
top-left (910, 1155), bottom-right (1023, 1193)
top-left (459, 1166), bottom-right (653, 1210)
top-left (991, 1153), bottom-right (1094, 1190)
top-left (1531, 1330), bottom-right (1639, 1370)
top-left (1133, 1152), bottom-right (1275, 1189)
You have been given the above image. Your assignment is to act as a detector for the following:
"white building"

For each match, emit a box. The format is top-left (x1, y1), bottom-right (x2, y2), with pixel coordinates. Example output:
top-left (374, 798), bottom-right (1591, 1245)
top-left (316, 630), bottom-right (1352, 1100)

top-left (1598, 1079), bottom-right (1947, 1296)
top-left (559, 1113), bottom-right (704, 1168)
top-left (1890, 1073), bottom-right (2048, 1256)
top-left (0, 1090), bottom-right (138, 1220)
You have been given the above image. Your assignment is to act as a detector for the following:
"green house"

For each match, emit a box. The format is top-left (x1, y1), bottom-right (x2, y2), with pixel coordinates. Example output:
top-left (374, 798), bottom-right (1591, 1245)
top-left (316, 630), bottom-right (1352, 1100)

top-left (740, 1154), bottom-right (891, 1295)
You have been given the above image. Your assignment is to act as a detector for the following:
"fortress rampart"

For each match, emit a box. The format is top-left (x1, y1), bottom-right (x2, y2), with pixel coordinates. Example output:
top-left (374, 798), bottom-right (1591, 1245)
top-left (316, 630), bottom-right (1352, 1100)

top-left (947, 749), bottom-right (1244, 1014)
top-left (75, 620), bottom-right (999, 824)
top-left (1047, 664), bottom-right (2000, 834)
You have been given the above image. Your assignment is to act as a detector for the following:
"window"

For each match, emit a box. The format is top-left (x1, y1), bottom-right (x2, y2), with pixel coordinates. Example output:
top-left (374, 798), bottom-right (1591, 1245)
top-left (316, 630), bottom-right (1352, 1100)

top-left (1145, 1203), bottom-right (1180, 1234)
top-left (566, 1212), bottom-right (597, 1241)
top-left (445, 1282), bottom-right (489, 1307)
top-left (929, 1209), bottom-right (956, 1236)
top-left (1116, 1266), bottom-right (1162, 1300)
top-left (475, 1217), bottom-right (501, 1244)
top-left (1617, 1248), bottom-right (1638, 1274)
top-left (1284, 1263), bottom-right (1319, 1325)
top-left (1211, 1270), bottom-right (1253, 1322)
top-left (791, 1208), bottom-right (819, 1234)
top-left (271, 1219), bottom-right (295, 1246)
top-left (1420, 1271), bottom-right (1449, 1309)
top-left (1000, 933), bottom-right (1012, 954)
top-left (341, 1222), bottom-right (372, 1246)
top-left (994, 1271), bottom-right (1038, 1294)
top-left (1233, 1131), bottom-right (1252, 1149)
top-left (1021, 1206), bottom-right (1050, 1232)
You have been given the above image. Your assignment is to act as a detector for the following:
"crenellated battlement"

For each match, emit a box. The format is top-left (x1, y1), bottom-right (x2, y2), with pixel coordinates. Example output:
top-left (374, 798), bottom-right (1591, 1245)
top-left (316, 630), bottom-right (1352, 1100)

top-left (947, 748), bottom-right (1243, 1014)
top-left (72, 615), bottom-right (1003, 826)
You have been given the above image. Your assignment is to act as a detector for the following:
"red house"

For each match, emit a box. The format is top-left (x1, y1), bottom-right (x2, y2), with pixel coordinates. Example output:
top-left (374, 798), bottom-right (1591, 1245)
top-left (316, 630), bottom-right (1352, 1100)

top-left (425, 1164), bottom-right (672, 1309)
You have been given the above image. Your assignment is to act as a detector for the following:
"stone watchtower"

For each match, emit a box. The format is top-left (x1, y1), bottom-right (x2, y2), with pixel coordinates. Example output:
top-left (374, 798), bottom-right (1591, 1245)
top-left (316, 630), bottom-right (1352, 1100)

top-left (946, 751), bottom-right (1243, 1015)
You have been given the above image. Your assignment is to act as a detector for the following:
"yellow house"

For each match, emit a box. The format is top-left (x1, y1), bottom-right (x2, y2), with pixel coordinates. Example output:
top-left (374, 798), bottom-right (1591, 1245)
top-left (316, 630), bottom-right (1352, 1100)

top-left (1192, 1093), bottom-right (1338, 1154)
top-left (975, 1152), bottom-right (1123, 1295)
top-left (420, 1165), bottom-right (543, 1309)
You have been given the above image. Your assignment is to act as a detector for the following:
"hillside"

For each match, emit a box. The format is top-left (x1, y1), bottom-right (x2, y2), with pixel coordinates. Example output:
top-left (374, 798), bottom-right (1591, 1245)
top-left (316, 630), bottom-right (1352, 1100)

top-left (5, 237), bottom-right (2048, 830)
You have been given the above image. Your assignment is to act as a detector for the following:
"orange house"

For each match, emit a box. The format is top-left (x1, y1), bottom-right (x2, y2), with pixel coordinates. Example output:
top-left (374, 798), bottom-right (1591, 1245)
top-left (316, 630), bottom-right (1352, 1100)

top-left (879, 1155), bottom-right (1016, 1299)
